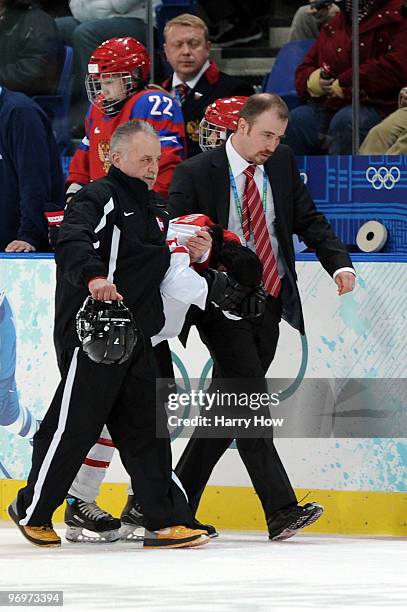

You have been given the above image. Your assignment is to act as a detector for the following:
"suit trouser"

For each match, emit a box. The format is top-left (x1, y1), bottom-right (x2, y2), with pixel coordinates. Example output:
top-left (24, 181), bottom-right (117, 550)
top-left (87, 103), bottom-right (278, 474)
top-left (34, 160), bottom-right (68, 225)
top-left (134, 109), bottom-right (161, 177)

top-left (17, 341), bottom-right (193, 531)
top-left (175, 296), bottom-right (298, 518)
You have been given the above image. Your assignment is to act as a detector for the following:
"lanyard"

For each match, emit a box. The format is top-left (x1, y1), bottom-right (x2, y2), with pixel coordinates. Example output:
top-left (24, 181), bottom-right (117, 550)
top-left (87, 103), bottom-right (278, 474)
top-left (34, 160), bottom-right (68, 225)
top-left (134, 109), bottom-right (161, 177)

top-left (228, 164), bottom-right (268, 225)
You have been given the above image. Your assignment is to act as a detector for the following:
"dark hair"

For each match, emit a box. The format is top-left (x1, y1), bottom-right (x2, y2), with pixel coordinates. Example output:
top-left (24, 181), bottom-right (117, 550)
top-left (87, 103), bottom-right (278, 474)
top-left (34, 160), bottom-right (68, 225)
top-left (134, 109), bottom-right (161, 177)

top-left (239, 93), bottom-right (289, 124)
top-left (213, 240), bottom-right (263, 288)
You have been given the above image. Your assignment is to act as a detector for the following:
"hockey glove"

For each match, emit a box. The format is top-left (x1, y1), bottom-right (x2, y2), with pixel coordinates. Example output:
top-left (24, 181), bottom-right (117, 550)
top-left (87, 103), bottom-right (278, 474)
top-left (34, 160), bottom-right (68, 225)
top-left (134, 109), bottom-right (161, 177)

top-left (228, 286), bottom-right (268, 318)
top-left (202, 268), bottom-right (254, 313)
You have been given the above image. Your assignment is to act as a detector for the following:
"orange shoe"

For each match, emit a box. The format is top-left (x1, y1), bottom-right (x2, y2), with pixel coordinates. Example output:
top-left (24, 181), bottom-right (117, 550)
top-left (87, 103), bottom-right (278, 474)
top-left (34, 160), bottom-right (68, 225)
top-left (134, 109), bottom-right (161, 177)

top-left (143, 525), bottom-right (210, 549)
top-left (8, 499), bottom-right (61, 547)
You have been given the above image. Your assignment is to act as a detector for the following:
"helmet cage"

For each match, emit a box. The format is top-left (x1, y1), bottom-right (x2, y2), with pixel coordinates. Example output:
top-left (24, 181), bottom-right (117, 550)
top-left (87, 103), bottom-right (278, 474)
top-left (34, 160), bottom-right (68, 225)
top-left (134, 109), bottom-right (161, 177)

top-left (85, 70), bottom-right (140, 115)
top-left (199, 118), bottom-right (228, 151)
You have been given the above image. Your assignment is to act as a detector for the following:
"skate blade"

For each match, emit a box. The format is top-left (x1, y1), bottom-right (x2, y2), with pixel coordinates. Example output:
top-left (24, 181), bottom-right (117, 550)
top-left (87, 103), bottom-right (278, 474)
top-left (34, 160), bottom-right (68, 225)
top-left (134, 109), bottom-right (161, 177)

top-left (65, 525), bottom-right (120, 543)
top-left (119, 524), bottom-right (145, 542)
top-left (143, 534), bottom-right (210, 549)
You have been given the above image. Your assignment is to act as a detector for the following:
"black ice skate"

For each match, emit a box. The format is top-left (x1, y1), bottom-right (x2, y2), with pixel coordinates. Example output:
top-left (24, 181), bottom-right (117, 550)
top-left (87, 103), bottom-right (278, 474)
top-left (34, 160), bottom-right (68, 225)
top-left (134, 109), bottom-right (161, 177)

top-left (119, 495), bottom-right (145, 541)
top-left (65, 496), bottom-right (121, 543)
top-left (267, 502), bottom-right (324, 541)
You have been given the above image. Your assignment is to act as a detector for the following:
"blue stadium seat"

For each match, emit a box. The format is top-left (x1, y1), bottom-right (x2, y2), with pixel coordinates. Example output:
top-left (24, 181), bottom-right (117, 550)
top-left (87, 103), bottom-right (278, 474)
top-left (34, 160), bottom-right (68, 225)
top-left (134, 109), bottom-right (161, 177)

top-left (262, 39), bottom-right (315, 110)
top-left (156, 1), bottom-right (197, 48)
top-left (32, 45), bottom-right (74, 155)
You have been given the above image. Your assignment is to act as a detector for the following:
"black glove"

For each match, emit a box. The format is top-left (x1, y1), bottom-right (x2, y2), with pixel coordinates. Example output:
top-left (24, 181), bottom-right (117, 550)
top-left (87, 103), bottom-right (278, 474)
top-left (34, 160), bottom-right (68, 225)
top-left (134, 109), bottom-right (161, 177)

top-left (202, 268), bottom-right (253, 312)
top-left (228, 286), bottom-right (268, 319)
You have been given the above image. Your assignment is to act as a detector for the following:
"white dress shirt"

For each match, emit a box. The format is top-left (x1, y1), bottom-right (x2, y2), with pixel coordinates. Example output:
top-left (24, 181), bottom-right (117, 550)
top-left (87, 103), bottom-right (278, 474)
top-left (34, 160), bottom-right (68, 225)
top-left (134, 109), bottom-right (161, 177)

top-left (225, 136), bottom-right (285, 277)
top-left (225, 136), bottom-right (355, 281)
top-left (171, 60), bottom-right (211, 93)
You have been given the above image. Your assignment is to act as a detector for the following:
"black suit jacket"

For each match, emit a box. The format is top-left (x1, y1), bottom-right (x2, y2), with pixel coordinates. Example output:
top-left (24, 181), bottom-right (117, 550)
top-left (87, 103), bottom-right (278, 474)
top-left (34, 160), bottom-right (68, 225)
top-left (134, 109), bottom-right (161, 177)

top-left (163, 63), bottom-right (254, 158)
top-left (168, 144), bottom-right (353, 334)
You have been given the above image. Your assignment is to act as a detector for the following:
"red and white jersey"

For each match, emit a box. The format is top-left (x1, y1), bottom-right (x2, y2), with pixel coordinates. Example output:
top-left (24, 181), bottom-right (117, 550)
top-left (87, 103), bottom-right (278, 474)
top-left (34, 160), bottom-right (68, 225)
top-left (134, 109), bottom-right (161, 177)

top-left (67, 88), bottom-right (185, 198)
top-left (152, 235), bottom-right (207, 346)
top-left (168, 213), bottom-right (242, 269)
top-left (169, 214), bottom-right (242, 246)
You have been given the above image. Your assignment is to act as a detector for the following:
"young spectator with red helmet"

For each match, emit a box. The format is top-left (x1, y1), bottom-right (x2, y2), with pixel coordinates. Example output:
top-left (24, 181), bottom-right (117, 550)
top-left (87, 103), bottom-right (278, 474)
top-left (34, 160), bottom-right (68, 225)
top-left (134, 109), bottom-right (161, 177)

top-left (66, 36), bottom-right (185, 198)
top-left (199, 95), bottom-right (248, 151)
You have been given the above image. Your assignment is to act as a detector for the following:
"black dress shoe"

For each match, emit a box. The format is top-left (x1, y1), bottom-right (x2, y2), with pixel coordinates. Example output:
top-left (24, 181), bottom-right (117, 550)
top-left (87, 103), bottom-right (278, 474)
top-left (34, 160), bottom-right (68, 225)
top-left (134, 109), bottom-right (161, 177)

top-left (267, 502), bottom-right (324, 541)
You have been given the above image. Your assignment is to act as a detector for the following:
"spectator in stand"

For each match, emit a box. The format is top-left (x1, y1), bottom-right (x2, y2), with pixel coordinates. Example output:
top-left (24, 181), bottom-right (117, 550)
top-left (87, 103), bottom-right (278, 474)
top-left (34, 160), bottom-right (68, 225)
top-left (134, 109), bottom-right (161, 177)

top-left (360, 86), bottom-right (407, 154)
top-left (55, 1), bottom-right (161, 127)
top-left (284, 0), bottom-right (407, 155)
top-left (0, 87), bottom-right (65, 253)
top-left (162, 14), bottom-right (254, 157)
top-left (288, 0), bottom-right (340, 42)
top-left (0, 0), bottom-right (63, 96)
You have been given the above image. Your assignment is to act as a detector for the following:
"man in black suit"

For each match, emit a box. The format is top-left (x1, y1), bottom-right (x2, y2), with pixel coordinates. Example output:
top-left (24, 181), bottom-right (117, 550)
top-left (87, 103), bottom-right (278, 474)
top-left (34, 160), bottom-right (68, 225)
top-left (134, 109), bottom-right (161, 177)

top-left (162, 13), bottom-right (254, 158)
top-left (169, 93), bottom-right (356, 540)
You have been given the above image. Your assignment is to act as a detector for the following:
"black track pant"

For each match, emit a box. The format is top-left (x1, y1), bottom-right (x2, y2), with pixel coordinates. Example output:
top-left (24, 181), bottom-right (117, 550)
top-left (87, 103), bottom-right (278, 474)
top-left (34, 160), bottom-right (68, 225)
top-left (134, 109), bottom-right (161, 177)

top-left (17, 341), bottom-right (194, 531)
top-left (175, 297), bottom-right (298, 518)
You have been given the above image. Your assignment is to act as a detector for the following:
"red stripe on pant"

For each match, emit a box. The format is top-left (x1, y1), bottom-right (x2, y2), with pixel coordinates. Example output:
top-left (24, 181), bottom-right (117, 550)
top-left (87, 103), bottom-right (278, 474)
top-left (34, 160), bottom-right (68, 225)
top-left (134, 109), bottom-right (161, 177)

top-left (98, 437), bottom-right (115, 447)
top-left (83, 458), bottom-right (111, 468)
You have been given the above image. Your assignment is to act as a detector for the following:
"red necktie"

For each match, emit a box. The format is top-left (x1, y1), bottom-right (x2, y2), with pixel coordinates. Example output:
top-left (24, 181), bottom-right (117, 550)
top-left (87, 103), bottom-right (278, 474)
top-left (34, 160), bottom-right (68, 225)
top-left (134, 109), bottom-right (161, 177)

top-left (242, 165), bottom-right (281, 297)
top-left (176, 82), bottom-right (189, 106)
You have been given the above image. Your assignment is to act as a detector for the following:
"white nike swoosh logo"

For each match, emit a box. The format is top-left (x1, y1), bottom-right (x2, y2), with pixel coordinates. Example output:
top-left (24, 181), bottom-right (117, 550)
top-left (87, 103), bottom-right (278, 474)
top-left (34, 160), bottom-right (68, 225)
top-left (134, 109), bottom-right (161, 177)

top-left (124, 212), bottom-right (134, 216)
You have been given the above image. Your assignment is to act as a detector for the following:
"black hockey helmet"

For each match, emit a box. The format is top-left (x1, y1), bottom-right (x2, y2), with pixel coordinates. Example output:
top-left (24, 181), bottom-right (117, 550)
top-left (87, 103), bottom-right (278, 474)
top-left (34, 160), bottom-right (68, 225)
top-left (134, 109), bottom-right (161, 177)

top-left (76, 297), bottom-right (138, 365)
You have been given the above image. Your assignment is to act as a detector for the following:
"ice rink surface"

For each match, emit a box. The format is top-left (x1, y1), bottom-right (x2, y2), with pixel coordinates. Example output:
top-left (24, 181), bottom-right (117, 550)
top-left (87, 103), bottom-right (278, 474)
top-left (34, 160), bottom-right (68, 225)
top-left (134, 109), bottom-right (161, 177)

top-left (1, 525), bottom-right (406, 612)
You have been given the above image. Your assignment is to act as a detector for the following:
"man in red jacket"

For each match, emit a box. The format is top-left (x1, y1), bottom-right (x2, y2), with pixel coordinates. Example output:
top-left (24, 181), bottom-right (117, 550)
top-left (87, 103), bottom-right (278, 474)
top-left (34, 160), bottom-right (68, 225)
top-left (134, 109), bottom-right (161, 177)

top-left (284, 0), bottom-right (407, 154)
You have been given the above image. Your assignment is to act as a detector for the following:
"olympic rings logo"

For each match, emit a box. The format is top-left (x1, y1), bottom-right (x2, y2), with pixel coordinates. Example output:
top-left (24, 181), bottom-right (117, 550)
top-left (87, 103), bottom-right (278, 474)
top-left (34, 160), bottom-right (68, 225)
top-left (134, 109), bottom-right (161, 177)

top-left (366, 166), bottom-right (401, 190)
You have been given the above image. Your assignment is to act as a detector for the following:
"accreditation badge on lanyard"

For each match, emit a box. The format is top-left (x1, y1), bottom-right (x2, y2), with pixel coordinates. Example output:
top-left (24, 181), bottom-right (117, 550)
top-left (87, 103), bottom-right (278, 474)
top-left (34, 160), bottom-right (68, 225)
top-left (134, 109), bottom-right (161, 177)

top-left (228, 164), bottom-right (268, 244)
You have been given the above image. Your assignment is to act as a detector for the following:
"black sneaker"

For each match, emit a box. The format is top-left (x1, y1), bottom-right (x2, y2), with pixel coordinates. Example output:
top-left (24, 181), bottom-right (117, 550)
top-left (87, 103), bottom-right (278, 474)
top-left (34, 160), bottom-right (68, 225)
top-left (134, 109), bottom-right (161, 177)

top-left (119, 495), bottom-right (145, 541)
top-left (65, 496), bottom-right (121, 543)
top-left (191, 518), bottom-right (219, 538)
top-left (215, 22), bottom-right (263, 47)
top-left (267, 502), bottom-right (324, 541)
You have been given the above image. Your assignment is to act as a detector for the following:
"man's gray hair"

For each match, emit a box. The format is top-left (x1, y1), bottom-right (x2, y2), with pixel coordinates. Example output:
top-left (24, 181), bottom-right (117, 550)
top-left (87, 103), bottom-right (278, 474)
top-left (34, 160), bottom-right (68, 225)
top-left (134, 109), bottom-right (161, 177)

top-left (110, 120), bottom-right (158, 158)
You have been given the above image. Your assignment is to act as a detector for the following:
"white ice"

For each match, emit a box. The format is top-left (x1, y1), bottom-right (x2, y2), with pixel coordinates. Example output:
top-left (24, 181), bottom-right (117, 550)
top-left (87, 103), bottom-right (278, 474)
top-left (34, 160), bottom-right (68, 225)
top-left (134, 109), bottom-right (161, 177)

top-left (1, 525), bottom-right (406, 611)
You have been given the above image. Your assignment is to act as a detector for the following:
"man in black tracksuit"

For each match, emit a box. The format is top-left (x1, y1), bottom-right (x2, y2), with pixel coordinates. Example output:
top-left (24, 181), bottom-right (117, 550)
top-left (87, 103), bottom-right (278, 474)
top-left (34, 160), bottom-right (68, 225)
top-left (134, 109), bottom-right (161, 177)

top-left (9, 120), bottom-right (209, 549)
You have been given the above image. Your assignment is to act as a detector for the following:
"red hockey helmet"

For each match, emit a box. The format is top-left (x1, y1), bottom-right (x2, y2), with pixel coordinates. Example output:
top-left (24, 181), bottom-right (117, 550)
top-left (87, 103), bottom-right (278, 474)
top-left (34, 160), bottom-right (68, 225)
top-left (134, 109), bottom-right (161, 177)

top-left (199, 96), bottom-right (249, 151)
top-left (86, 37), bottom-right (151, 115)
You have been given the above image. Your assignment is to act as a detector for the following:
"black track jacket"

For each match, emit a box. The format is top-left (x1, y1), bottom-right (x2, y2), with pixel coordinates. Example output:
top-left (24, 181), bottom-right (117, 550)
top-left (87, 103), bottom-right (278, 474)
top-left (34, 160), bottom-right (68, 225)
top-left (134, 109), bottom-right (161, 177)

top-left (54, 165), bottom-right (170, 351)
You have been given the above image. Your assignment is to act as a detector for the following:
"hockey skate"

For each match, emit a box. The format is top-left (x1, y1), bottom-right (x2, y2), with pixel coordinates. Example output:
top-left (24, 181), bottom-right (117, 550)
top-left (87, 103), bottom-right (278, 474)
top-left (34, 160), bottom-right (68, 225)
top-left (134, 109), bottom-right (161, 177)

top-left (65, 496), bottom-right (121, 543)
top-left (267, 502), bottom-right (324, 541)
top-left (119, 495), bottom-right (145, 541)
